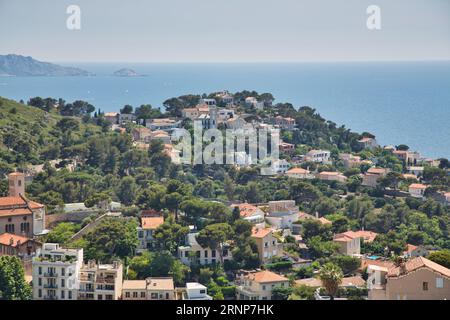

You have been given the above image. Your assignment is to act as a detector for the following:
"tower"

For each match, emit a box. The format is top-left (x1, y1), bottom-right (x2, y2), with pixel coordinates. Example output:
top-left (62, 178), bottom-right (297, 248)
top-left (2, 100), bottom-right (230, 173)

top-left (8, 172), bottom-right (25, 197)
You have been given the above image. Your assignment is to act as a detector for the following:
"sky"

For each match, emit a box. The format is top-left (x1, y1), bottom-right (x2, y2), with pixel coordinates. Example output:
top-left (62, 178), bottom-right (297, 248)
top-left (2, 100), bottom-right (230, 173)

top-left (1, 0), bottom-right (449, 63)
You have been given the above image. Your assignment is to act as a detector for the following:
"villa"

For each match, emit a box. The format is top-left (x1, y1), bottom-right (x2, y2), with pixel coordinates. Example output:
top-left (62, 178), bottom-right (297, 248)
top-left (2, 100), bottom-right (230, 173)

top-left (304, 149), bottom-right (332, 164)
top-left (251, 227), bottom-right (281, 264)
top-left (409, 183), bottom-right (428, 199)
top-left (236, 270), bottom-right (289, 300)
top-left (285, 167), bottom-right (314, 180)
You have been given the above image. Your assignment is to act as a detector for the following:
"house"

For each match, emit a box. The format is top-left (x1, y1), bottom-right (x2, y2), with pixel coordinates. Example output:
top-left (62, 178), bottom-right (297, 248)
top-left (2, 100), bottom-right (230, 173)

top-left (181, 105), bottom-right (211, 121)
top-left (304, 150), bottom-right (331, 164)
top-left (104, 112), bottom-right (119, 124)
top-left (316, 171), bottom-right (347, 183)
top-left (217, 108), bottom-right (235, 122)
top-left (274, 116), bottom-right (296, 130)
top-left (230, 203), bottom-right (265, 226)
top-left (146, 118), bottom-right (182, 132)
top-left (32, 243), bottom-right (84, 300)
top-left (265, 200), bottom-right (299, 230)
top-left (393, 150), bottom-right (421, 166)
top-left (362, 167), bottom-right (389, 187)
top-left (78, 260), bottom-right (123, 300)
top-left (333, 232), bottom-right (361, 256)
top-left (409, 183), bottom-right (427, 199)
top-left (285, 167), bottom-right (314, 180)
top-left (403, 244), bottom-right (429, 258)
top-left (407, 166), bottom-right (425, 177)
top-left (340, 153), bottom-right (371, 169)
top-left (183, 282), bottom-right (212, 300)
top-left (245, 97), bottom-right (264, 110)
top-left (0, 172), bottom-right (45, 237)
top-left (279, 142), bottom-right (295, 154)
top-left (122, 277), bottom-right (175, 300)
top-left (226, 116), bottom-right (252, 130)
top-left (199, 98), bottom-right (217, 106)
top-left (118, 113), bottom-right (136, 125)
top-left (236, 270), bottom-right (290, 300)
top-left (0, 233), bottom-right (41, 257)
top-left (132, 127), bottom-right (152, 142)
top-left (358, 137), bottom-right (379, 150)
top-left (368, 257), bottom-right (450, 300)
top-left (352, 230), bottom-right (378, 243)
top-left (178, 232), bottom-right (232, 266)
top-left (251, 227), bottom-right (280, 264)
top-left (137, 211), bottom-right (164, 251)
top-left (271, 159), bottom-right (290, 174)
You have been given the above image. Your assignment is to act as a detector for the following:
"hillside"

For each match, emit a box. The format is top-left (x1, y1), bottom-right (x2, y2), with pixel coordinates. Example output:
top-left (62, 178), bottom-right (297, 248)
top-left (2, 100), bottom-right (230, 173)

top-left (0, 97), bottom-right (101, 165)
top-left (0, 54), bottom-right (92, 76)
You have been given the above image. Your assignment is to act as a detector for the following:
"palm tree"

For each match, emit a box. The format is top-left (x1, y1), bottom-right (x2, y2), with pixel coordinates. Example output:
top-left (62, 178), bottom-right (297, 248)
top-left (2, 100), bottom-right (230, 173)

top-left (318, 263), bottom-right (343, 300)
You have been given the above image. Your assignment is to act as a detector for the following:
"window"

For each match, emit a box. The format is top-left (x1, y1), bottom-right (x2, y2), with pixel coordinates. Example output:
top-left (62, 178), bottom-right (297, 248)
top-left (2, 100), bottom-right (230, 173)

top-left (262, 285), bottom-right (266, 291)
top-left (68, 291), bottom-right (72, 299)
top-left (204, 250), bottom-right (208, 258)
top-left (38, 267), bottom-right (42, 275)
top-left (61, 268), bottom-right (65, 276)
top-left (125, 292), bottom-right (130, 298)
top-left (166, 293), bottom-right (169, 299)
top-left (200, 290), bottom-right (206, 294)
top-left (38, 289), bottom-right (42, 298)
top-left (212, 250), bottom-right (216, 258)
top-left (133, 292), bottom-right (138, 298)
top-left (436, 278), bottom-right (444, 288)
top-left (38, 278), bottom-right (42, 286)
top-left (61, 279), bottom-right (65, 288)
top-left (61, 290), bottom-right (65, 299)
top-left (98, 294), bottom-right (103, 300)
top-left (140, 291), bottom-right (146, 298)
top-left (151, 293), bottom-right (158, 299)
top-left (423, 282), bottom-right (428, 291)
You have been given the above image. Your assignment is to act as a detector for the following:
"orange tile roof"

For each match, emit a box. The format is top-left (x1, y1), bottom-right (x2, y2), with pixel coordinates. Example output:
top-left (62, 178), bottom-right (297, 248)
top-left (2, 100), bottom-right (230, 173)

top-left (0, 196), bottom-right (27, 206)
top-left (409, 183), bottom-right (427, 189)
top-left (367, 168), bottom-right (387, 174)
top-left (248, 270), bottom-right (288, 283)
top-left (0, 207), bottom-right (32, 217)
top-left (232, 203), bottom-right (261, 218)
top-left (388, 257), bottom-right (450, 278)
top-left (286, 168), bottom-right (309, 174)
top-left (352, 230), bottom-right (378, 243)
top-left (0, 233), bottom-right (32, 247)
top-left (141, 216), bottom-right (164, 230)
top-left (404, 244), bottom-right (418, 253)
top-left (251, 227), bottom-right (272, 239)
top-left (295, 276), bottom-right (365, 288)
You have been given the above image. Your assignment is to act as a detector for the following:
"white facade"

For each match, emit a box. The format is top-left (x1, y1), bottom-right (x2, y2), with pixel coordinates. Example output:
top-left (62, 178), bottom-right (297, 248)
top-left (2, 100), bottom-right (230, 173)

top-left (32, 243), bottom-right (83, 300)
top-left (271, 159), bottom-right (290, 174)
top-left (304, 150), bottom-right (331, 164)
top-left (178, 233), bottom-right (232, 266)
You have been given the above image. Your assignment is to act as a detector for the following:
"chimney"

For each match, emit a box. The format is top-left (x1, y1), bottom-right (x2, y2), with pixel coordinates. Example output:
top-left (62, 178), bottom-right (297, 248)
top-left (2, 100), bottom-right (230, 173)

top-left (8, 172), bottom-right (25, 197)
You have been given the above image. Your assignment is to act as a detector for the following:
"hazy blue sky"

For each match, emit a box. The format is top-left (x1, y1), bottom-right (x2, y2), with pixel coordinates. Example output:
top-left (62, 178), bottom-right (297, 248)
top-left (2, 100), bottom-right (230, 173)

top-left (1, 0), bottom-right (449, 62)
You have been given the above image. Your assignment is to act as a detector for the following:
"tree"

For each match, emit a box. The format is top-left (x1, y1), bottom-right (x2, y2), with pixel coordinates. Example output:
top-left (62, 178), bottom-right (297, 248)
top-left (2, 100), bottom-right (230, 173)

top-left (153, 217), bottom-right (189, 254)
top-left (46, 222), bottom-right (80, 244)
top-left (120, 104), bottom-right (133, 114)
top-left (84, 192), bottom-right (111, 209)
top-left (331, 255), bottom-right (361, 275)
top-left (0, 256), bottom-right (32, 300)
top-left (318, 263), bottom-right (343, 300)
top-left (84, 217), bottom-right (138, 262)
top-left (271, 285), bottom-right (293, 300)
top-left (428, 250), bottom-right (450, 269)
top-left (117, 176), bottom-right (138, 206)
top-left (196, 223), bottom-right (234, 264)
top-left (289, 285), bottom-right (315, 300)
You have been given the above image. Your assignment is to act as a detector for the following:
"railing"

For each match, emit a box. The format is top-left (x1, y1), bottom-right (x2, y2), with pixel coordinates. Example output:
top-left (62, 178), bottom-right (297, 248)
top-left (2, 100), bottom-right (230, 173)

top-left (44, 284), bottom-right (58, 289)
top-left (43, 296), bottom-right (58, 300)
top-left (43, 272), bottom-right (58, 277)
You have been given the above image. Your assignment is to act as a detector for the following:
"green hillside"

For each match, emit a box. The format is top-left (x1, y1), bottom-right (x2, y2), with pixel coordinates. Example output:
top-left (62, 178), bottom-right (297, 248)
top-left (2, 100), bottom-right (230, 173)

top-left (0, 96), bottom-right (101, 167)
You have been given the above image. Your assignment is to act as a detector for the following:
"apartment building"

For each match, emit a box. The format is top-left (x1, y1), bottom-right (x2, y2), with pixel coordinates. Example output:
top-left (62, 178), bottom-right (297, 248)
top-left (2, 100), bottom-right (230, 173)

top-left (251, 227), bottom-right (280, 264)
top-left (183, 282), bottom-right (212, 300)
top-left (32, 243), bottom-right (83, 300)
top-left (78, 260), bottom-right (123, 300)
top-left (236, 270), bottom-right (290, 300)
top-left (122, 278), bottom-right (175, 300)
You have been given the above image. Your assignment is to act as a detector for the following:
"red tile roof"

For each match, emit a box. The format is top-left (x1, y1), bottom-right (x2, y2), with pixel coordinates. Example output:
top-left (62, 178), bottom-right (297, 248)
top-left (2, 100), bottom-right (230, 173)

top-left (388, 257), bottom-right (450, 278)
top-left (0, 233), bottom-right (32, 247)
top-left (251, 227), bottom-right (272, 239)
top-left (248, 270), bottom-right (288, 283)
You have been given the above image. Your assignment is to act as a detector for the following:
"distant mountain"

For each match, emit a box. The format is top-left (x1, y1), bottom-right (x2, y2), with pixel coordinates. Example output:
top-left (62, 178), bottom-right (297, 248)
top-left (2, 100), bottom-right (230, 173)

top-left (113, 68), bottom-right (142, 77)
top-left (0, 54), bottom-right (93, 76)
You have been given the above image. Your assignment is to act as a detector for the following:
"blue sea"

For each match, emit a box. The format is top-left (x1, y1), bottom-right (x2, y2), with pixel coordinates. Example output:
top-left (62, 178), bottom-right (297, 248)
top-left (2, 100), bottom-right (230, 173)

top-left (1, 62), bottom-right (449, 159)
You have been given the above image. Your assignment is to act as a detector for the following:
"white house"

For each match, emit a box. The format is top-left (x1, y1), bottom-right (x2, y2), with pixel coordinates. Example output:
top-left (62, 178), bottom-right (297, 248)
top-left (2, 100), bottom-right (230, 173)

top-left (265, 200), bottom-right (299, 230)
top-left (184, 282), bottom-right (212, 300)
top-left (409, 183), bottom-right (427, 199)
top-left (178, 233), bottom-right (232, 266)
top-left (271, 159), bottom-right (290, 174)
top-left (304, 150), bottom-right (331, 164)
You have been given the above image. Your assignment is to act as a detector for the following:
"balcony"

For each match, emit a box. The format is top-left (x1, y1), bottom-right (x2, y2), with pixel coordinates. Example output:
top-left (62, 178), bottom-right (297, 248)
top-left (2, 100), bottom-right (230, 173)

top-left (44, 283), bottom-right (58, 289)
top-left (43, 272), bottom-right (58, 277)
top-left (43, 296), bottom-right (58, 300)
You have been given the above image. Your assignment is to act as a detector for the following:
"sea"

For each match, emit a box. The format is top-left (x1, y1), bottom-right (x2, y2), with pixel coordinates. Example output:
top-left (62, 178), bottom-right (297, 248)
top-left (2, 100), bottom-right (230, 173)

top-left (0, 61), bottom-right (449, 159)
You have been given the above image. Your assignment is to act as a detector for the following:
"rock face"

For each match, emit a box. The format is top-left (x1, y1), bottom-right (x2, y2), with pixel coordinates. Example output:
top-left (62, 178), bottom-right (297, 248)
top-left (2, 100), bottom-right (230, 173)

top-left (113, 68), bottom-right (141, 77)
top-left (0, 54), bottom-right (93, 76)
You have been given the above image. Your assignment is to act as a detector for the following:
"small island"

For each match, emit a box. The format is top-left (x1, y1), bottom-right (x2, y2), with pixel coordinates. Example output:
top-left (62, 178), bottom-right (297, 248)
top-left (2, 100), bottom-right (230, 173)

top-left (112, 68), bottom-right (143, 77)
